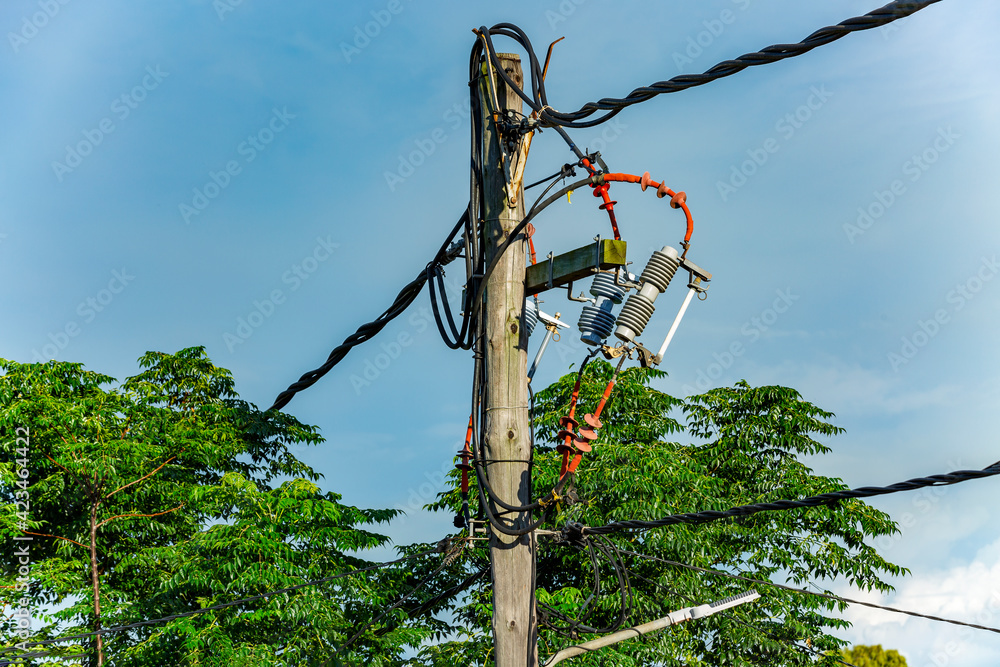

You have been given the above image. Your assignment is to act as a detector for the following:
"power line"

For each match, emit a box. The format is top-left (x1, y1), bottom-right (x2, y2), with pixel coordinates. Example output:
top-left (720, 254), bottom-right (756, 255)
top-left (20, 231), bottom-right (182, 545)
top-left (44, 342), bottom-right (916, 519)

top-left (0, 546), bottom-right (445, 665)
top-left (538, 535), bottom-right (633, 637)
top-left (477, 1), bottom-right (944, 129)
top-left (615, 547), bottom-right (1000, 637)
top-left (267, 216), bottom-right (467, 412)
top-left (622, 565), bottom-right (860, 667)
top-left (567, 459), bottom-right (1000, 537)
top-left (329, 541), bottom-right (468, 663)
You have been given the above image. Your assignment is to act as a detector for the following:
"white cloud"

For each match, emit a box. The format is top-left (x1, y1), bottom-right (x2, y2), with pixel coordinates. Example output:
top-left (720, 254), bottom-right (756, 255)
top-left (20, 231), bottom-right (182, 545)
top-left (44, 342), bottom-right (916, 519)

top-left (740, 358), bottom-right (961, 417)
top-left (837, 535), bottom-right (1000, 665)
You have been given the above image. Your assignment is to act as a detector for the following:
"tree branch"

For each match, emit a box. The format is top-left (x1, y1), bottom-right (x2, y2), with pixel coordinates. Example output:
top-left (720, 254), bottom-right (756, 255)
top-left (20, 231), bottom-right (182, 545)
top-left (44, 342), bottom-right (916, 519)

top-left (96, 505), bottom-right (184, 530)
top-left (23, 531), bottom-right (88, 550)
top-left (46, 451), bottom-right (92, 495)
top-left (106, 455), bottom-right (178, 499)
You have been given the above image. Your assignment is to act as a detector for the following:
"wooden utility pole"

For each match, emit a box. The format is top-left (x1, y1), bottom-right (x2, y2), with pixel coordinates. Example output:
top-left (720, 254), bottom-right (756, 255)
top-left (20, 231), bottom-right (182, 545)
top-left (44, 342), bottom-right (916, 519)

top-left (479, 52), bottom-right (537, 667)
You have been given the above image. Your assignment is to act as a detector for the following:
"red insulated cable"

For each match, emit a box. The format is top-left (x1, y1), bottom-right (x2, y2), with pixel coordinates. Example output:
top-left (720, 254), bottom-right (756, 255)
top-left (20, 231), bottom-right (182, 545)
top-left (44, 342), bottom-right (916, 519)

top-left (566, 355), bottom-right (626, 475)
top-left (566, 376), bottom-right (615, 475)
top-left (592, 183), bottom-right (621, 240)
top-left (557, 374), bottom-right (584, 477)
top-left (526, 222), bottom-right (537, 265)
top-left (591, 377), bottom-right (616, 422)
top-left (458, 416), bottom-right (473, 494)
top-left (578, 158), bottom-right (622, 240)
top-left (599, 172), bottom-right (694, 246)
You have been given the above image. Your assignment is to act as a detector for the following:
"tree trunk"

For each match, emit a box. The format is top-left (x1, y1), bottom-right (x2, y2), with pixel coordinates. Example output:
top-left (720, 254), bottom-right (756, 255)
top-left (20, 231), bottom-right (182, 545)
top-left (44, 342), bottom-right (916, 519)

top-left (89, 501), bottom-right (104, 666)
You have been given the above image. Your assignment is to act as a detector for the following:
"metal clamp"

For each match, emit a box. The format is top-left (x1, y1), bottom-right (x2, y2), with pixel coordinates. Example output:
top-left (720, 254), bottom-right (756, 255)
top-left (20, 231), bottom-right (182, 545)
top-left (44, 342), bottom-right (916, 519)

top-left (469, 519), bottom-right (488, 537)
top-left (566, 281), bottom-right (592, 303)
top-left (601, 343), bottom-right (632, 360)
top-left (613, 265), bottom-right (641, 290)
top-left (632, 342), bottom-right (657, 368)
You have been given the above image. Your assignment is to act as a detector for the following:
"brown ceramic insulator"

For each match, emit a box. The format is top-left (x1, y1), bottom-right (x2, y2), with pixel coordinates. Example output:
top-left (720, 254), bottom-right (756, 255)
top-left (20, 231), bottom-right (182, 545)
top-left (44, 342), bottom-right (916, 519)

top-left (558, 416), bottom-right (579, 430)
top-left (639, 171), bottom-right (654, 192)
top-left (556, 429), bottom-right (578, 442)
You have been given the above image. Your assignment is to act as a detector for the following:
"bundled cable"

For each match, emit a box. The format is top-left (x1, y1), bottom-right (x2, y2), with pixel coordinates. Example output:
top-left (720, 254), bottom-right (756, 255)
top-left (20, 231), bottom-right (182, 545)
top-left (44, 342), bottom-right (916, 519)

top-left (566, 459), bottom-right (1000, 538)
top-left (268, 214), bottom-right (468, 412)
top-left (476, 1), bottom-right (943, 129)
top-left (538, 534), bottom-right (633, 637)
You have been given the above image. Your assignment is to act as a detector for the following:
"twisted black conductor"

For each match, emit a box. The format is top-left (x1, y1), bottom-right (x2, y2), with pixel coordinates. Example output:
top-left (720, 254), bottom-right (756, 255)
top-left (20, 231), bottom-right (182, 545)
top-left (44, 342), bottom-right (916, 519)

top-left (479, 1), bottom-right (944, 129)
top-left (567, 459), bottom-right (1000, 537)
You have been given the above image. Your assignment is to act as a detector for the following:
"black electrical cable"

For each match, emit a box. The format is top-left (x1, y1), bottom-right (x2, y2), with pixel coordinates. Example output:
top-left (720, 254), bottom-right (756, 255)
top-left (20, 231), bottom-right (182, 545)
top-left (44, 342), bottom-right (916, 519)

top-left (621, 564), bottom-right (860, 667)
top-left (567, 459), bottom-right (1000, 538)
top-left (539, 535), bottom-right (632, 637)
top-left (427, 261), bottom-right (474, 350)
top-left (540, 541), bottom-right (606, 634)
top-left (524, 163), bottom-right (577, 192)
top-left (526, 164), bottom-right (581, 216)
top-left (467, 310), bottom-right (583, 534)
top-left (542, 0), bottom-right (943, 128)
top-left (463, 28), bottom-right (612, 535)
top-left (462, 25), bottom-right (610, 361)
top-left (615, 547), bottom-right (1000, 637)
top-left (467, 341), bottom-right (602, 534)
top-left (268, 214), bottom-right (468, 412)
top-left (466, 318), bottom-right (549, 536)
top-left (476, 2), bottom-right (943, 130)
top-left (721, 609), bottom-right (861, 667)
top-left (469, 175), bottom-right (600, 325)
top-left (332, 547), bottom-right (460, 660)
top-left (471, 24), bottom-right (592, 161)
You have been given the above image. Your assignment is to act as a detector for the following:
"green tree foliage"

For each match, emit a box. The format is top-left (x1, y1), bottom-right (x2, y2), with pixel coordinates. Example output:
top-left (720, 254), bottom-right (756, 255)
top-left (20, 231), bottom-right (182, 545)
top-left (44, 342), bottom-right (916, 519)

top-left (422, 361), bottom-right (906, 666)
top-left (0, 348), bottom-right (448, 665)
top-left (839, 644), bottom-right (908, 666)
top-left (1, 351), bottom-right (909, 665)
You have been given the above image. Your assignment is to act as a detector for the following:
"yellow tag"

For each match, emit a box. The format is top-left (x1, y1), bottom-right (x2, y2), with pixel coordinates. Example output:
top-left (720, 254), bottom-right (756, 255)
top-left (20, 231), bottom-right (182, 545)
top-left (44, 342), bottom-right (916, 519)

top-left (567, 190), bottom-right (573, 203)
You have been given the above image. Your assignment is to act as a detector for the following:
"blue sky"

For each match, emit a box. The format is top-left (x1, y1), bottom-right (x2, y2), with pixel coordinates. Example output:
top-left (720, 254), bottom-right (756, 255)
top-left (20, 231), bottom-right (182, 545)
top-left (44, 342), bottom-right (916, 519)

top-left (2, 0), bottom-right (999, 661)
